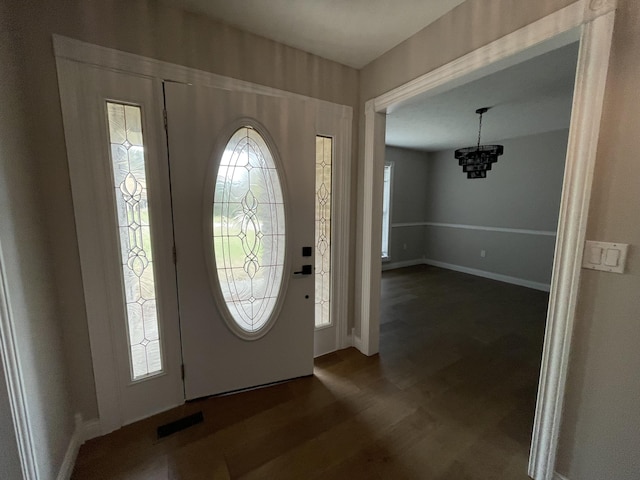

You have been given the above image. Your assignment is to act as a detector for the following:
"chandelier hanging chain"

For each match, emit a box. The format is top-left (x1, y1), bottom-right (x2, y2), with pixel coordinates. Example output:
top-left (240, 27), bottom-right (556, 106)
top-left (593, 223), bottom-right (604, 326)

top-left (477, 111), bottom-right (483, 150)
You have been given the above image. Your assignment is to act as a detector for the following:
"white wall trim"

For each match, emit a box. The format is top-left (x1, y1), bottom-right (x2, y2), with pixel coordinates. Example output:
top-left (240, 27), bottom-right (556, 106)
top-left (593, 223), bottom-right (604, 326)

top-left (56, 414), bottom-right (84, 480)
top-left (352, 332), bottom-right (363, 352)
top-left (381, 259), bottom-right (425, 271)
top-left (373, 0), bottom-right (611, 112)
top-left (391, 221), bottom-right (557, 237)
top-left (529, 9), bottom-right (616, 480)
top-left (82, 419), bottom-right (102, 442)
top-left (0, 240), bottom-right (38, 479)
top-left (55, 414), bottom-right (102, 479)
top-left (382, 258), bottom-right (551, 291)
top-left (56, 435), bottom-right (79, 480)
top-left (355, 101), bottom-right (385, 356)
top-left (422, 259), bottom-right (551, 292)
top-left (357, 1), bottom-right (617, 480)
top-left (52, 34), bottom-right (348, 118)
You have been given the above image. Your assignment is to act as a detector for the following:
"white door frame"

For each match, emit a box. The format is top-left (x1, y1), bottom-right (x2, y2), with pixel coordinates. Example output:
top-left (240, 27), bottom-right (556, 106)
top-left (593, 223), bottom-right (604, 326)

top-left (54, 35), bottom-right (352, 437)
top-left (355, 1), bottom-right (616, 479)
top-left (0, 242), bottom-right (37, 479)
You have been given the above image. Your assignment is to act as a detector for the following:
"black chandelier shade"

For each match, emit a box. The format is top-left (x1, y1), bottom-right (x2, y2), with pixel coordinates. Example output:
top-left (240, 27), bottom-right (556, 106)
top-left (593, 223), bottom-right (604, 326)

top-left (454, 107), bottom-right (504, 179)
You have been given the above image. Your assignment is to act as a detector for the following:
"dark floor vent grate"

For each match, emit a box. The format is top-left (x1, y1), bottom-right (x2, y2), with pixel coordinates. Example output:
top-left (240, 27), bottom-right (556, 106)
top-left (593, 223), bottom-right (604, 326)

top-left (156, 411), bottom-right (204, 439)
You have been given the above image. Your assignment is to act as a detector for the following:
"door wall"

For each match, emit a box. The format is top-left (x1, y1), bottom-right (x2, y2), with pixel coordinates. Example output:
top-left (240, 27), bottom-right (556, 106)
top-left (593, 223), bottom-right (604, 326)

top-left (6, 0), bottom-right (359, 422)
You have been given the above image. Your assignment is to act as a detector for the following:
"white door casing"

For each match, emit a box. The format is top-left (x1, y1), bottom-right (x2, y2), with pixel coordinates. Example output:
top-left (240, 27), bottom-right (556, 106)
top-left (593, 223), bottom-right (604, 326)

top-left (166, 83), bottom-right (317, 399)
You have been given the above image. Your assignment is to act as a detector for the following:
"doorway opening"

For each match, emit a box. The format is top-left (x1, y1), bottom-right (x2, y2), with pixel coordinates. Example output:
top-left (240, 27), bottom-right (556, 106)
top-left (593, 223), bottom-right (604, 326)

top-left (356, 4), bottom-right (616, 479)
top-left (377, 40), bottom-right (579, 477)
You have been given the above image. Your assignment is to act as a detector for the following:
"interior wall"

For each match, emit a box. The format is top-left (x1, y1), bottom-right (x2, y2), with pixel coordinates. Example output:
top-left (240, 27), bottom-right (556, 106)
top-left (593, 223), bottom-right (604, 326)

top-left (10, 0), bottom-right (359, 422)
top-left (362, 1), bottom-right (640, 478)
top-left (1, 2), bottom-right (75, 478)
top-left (384, 146), bottom-right (430, 264)
top-left (385, 129), bottom-right (567, 287)
top-left (424, 129), bottom-right (568, 286)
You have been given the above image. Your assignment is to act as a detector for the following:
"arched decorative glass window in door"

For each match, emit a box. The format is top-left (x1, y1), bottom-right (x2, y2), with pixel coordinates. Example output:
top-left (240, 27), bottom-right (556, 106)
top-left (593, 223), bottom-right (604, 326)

top-left (212, 126), bottom-right (286, 337)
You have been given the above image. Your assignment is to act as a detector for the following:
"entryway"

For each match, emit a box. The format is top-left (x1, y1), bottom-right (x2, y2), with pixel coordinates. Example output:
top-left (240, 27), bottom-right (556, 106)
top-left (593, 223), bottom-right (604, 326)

top-left (55, 36), bottom-right (352, 434)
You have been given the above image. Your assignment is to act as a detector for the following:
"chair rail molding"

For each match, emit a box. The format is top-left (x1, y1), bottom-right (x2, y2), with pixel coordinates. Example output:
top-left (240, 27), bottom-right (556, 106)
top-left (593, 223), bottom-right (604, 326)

top-left (391, 221), bottom-right (557, 237)
top-left (356, 1), bottom-right (617, 479)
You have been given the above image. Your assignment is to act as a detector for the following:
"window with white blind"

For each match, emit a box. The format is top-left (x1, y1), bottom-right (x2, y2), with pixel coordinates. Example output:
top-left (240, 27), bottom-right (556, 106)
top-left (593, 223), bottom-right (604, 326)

top-left (381, 163), bottom-right (392, 259)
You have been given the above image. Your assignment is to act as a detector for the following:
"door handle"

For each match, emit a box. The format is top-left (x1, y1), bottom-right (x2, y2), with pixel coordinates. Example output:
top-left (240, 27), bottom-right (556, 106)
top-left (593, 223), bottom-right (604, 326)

top-left (293, 265), bottom-right (313, 276)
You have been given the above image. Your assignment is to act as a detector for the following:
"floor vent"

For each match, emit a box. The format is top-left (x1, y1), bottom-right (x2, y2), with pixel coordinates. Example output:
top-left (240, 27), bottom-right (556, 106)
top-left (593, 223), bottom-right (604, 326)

top-left (157, 411), bottom-right (204, 439)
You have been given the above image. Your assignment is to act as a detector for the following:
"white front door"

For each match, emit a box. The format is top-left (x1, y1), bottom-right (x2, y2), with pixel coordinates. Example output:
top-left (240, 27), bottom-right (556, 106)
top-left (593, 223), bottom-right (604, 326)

top-left (165, 83), bottom-right (317, 400)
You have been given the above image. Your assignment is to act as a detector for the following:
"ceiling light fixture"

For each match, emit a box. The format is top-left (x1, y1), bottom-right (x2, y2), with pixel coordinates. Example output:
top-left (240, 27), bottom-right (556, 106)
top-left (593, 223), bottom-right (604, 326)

top-left (454, 107), bottom-right (504, 179)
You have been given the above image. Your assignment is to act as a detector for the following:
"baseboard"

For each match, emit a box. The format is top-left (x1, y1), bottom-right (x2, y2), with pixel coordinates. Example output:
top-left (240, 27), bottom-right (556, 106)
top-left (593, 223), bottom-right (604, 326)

top-left (56, 414), bottom-right (83, 480)
top-left (422, 259), bottom-right (551, 292)
top-left (382, 258), bottom-right (551, 292)
top-left (343, 331), bottom-right (353, 350)
top-left (83, 418), bottom-right (102, 442)
top-left (381, 258), bottom-right (424, 271)
top-left (56, 414), bottom-right (103, 480)
top-left (353, 333), bottom-right (363, 352)
top-left (554, 472), bottom-right (570, 480)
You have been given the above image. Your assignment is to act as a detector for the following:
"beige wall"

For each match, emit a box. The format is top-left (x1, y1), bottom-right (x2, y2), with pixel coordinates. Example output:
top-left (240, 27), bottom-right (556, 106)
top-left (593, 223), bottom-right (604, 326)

top-left (10, 0), bottom-right (359, 421)
top-left (362, 1), bottom-right (640, 478)
top-left (423, 129), bottom-right (568, 286)
top-left (385, 146), bottom-right (430, 264)
top-left (1, 2), bottom-right (75, 478)
top-left (386, 129), bottom-right (569, 286)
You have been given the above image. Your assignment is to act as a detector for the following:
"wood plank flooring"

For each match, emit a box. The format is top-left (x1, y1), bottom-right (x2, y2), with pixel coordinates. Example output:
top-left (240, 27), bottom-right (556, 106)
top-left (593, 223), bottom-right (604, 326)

top-left (72, 265), bottom-right (548, 479)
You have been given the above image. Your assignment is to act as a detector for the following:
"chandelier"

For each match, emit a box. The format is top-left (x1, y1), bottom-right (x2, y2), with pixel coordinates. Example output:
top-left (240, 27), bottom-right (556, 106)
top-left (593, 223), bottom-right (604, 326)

top-left (454, 107), bottom-right (504, 179)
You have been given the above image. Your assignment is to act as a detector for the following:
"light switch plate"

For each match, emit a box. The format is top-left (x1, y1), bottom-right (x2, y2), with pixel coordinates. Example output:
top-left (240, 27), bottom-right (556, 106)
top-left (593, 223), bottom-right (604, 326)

top-left (582, 241), bottom-right (629, 273)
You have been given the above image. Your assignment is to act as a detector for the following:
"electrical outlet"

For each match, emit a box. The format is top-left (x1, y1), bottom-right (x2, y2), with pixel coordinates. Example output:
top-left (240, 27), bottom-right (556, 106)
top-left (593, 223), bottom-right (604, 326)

top-left (480, 249), bottom-right (486, 258)
top-left (403, 243), bottom-right (407, 251)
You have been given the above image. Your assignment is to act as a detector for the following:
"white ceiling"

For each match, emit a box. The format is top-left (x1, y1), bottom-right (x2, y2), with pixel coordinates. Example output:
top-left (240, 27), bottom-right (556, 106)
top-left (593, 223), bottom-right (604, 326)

top-left (385, 42), bottom-right (580, 152)
top-left (161, 0), bottom-right (467, 68)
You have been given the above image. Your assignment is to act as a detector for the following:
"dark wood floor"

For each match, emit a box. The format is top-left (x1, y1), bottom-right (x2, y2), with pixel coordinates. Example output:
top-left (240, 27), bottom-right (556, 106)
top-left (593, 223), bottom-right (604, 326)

top-left (73, 265), bottom-right (548, 479)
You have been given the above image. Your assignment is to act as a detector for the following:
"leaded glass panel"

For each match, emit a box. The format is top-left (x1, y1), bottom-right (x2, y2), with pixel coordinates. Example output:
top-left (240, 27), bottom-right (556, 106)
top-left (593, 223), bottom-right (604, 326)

top-left (106, 102), bottom-right (163, 381)
top-left (213, 126), bottom-right (286, 334)
top-left (315, 136), bottom-right (332, 328)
